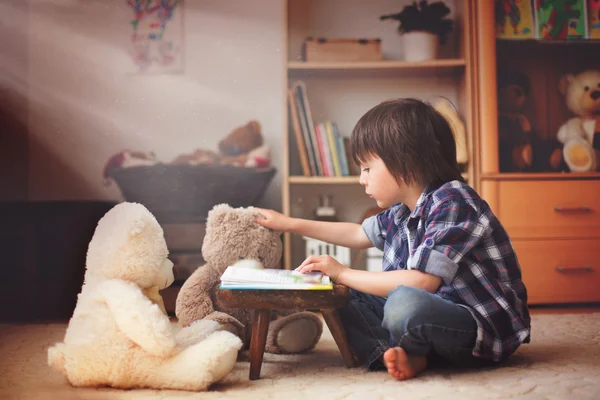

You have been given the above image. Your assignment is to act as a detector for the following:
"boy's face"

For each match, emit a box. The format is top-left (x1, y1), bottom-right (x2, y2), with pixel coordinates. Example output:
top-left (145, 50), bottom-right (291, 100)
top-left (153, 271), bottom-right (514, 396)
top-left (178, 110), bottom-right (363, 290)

top-left (358, 156), bottom-right (404, 209)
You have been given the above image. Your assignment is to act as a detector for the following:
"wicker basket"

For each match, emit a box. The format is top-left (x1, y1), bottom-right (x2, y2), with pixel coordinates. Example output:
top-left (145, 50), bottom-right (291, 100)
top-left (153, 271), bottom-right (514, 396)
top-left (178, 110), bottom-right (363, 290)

top-left (110, 164), bottom-right (276, 223)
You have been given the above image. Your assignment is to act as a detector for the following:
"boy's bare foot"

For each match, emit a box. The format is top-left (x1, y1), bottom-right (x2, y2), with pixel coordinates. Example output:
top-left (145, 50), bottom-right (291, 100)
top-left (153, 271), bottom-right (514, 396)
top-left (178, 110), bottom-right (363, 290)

top-left (383, 347), bottom-right (427, 381)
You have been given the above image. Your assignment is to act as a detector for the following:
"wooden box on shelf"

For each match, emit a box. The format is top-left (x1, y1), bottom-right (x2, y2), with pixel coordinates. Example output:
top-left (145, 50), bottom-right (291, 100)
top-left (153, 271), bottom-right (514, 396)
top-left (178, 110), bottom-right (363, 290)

top-left (302, 37), bottom-right (382, 62)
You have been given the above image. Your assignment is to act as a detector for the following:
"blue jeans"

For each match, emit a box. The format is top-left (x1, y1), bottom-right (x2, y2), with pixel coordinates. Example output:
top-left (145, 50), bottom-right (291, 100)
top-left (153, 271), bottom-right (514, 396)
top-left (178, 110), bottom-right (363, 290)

top-left (338, 285), bottom-right (491, 370)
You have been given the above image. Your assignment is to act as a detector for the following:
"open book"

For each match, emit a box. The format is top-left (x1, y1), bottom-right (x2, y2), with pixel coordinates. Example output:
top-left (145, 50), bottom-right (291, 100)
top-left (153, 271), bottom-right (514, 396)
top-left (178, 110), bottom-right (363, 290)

top-left (219, 266), bottom-right (333, 290)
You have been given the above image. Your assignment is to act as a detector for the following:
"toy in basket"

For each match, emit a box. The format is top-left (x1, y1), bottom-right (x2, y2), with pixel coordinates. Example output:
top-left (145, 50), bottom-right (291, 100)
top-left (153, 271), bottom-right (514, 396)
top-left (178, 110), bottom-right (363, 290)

top-left (104, 120), bottom-right (276, 223)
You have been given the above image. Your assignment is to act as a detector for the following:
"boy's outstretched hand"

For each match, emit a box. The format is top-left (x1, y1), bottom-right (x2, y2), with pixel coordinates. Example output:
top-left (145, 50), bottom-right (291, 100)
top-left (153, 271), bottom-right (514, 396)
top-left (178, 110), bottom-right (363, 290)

top-left (296, 255), bottom-right (348, 282)
top-left (254, 208), bottom-right (290, 232)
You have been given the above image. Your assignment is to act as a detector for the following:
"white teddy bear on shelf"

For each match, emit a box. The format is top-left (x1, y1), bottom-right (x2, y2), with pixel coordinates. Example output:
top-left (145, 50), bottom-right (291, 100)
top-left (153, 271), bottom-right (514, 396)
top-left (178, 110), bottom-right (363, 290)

top-left (47, 202), bottom-right (242, 391)
top-left (557, 70), bottom-right (600, 172)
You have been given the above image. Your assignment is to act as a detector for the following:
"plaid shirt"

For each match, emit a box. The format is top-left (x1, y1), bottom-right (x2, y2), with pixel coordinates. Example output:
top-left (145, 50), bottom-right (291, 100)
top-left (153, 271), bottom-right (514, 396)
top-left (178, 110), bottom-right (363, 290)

top-left (362, 180), bottom-right (531, 362)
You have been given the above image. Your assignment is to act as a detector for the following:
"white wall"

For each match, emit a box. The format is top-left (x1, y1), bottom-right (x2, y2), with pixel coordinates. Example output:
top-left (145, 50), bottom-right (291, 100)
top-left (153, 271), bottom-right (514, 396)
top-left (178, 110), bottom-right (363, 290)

top-left (18, 0), bottom-right (284, 210)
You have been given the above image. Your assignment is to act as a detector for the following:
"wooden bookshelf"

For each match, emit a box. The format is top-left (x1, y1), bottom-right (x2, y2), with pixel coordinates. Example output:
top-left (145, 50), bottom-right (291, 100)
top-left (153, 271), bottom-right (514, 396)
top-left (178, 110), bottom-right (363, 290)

top-left (282, 0), bottom-right (476, 270)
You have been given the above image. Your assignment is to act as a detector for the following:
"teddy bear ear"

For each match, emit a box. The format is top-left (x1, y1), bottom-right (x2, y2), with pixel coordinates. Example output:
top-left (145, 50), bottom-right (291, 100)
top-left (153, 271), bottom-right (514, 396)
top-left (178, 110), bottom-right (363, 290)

top-left (207, 203), bottom-right (233, 225)
top-left (559, 74), bottom-right (574, 95)
top-left (248, 120), bottom-right (261, 133)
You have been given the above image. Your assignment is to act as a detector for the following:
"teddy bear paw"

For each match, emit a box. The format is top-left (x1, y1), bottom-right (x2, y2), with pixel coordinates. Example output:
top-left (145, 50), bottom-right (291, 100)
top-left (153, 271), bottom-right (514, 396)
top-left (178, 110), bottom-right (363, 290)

top-left (265, 312), bottom-right (323, 354)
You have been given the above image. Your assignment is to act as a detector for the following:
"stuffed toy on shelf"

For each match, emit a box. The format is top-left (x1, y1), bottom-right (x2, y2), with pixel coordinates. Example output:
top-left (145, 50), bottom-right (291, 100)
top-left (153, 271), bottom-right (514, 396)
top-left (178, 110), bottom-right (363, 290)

top-left (557, 70), bottom-right (600, 172)
top-left (497, 70), bottom-right (563, 172)
top-left (171, 120), bottom-right (271, 168)
top-left (497, 70), bottom-right (536, 172)
top-left (175, 204), bottom-right (323, 355)
top-left (47, 202), bottom-right (242, 391)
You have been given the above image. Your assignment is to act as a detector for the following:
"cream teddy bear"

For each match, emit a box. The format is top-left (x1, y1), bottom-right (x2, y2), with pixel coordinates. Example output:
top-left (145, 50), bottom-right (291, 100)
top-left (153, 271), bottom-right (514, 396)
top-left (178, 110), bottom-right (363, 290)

top-left (47, 202), bottom-right (243, 391)
top-left (175, 204), bottom-right (323, 355)
top-left (557, 70), bottom-right (600, 172)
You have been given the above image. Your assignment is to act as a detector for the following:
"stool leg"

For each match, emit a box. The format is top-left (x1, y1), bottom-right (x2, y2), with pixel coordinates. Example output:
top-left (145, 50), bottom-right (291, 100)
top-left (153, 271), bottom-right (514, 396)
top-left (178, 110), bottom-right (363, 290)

top-left (322, 309), bottom-right (358, 368)
top-left (249, 309), bottom-right (271, 380)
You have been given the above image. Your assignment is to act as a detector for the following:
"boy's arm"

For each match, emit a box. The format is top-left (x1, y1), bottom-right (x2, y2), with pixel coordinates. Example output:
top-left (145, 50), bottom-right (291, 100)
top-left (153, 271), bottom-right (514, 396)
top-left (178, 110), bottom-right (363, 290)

top-left (255, 207), bottom-right (373, 249)
top-left (337, 269), bottom-right (442, 298)
top-left (288, 219), bottom-right (372, 249)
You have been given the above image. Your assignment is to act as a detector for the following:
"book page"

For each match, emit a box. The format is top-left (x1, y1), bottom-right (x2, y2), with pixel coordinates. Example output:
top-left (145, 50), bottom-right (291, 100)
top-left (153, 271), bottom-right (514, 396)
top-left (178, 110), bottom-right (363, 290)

top-left (220, 266), bottom-right (329, 285)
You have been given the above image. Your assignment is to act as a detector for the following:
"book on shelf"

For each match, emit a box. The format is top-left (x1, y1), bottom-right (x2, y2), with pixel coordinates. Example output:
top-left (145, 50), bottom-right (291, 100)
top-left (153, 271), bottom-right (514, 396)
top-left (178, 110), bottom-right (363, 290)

top-left (495, 0), bottom-right (535, 40)
top-left (495, 0), bottom-right (598, 40)
top-left (288, 80), bottom-right (356, 177)
top-left (534, 0), bottom-right (588, 40)
top-left (219, 266), bottom-right (333, 290)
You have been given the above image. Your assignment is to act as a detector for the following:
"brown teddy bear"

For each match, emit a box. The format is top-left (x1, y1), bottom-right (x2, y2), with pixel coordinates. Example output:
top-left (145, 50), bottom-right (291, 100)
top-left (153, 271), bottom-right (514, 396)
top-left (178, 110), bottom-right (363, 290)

top-left (219, 120), bottom-right (263, 157)
top-left (175, 204), bottom-right (323, 354)
top-left (219, 120), bottom-right (271, 168)
top-left (557, 70), bottom-right (600, 172)
top-left (169, 120), bottom-right (271, 168)
top-left (497, 71), bottom-right (536, 172)
top-left (497, 71), bottom-right (563, 172)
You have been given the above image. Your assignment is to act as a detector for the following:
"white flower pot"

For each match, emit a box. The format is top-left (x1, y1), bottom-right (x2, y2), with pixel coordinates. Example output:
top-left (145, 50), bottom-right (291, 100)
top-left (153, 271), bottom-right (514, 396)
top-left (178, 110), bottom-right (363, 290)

top-left (402, 31), bottom-right (438, 62)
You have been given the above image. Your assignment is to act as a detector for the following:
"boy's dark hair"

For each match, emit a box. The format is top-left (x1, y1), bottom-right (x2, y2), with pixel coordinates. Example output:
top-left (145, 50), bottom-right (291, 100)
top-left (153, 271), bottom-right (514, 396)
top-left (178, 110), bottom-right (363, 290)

top-left (351, 97), bottom-right (465, 187)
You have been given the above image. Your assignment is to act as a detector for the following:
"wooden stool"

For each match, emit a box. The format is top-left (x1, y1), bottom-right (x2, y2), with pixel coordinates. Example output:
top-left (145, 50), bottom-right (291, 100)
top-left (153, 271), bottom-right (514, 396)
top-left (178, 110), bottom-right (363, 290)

top-left (215, 284), bottom-right (358, 380)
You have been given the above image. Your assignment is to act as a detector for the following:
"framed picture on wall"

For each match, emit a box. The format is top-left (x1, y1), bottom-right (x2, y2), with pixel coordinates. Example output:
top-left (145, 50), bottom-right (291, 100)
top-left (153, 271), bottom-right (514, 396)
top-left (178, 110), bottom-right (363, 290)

top-left (126, 0), bottom-right (184, 74)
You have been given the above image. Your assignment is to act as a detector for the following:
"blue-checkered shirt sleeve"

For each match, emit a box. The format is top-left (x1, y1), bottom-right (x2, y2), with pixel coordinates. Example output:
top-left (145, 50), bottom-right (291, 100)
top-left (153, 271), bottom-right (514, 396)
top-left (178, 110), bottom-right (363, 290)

top-left (361, 207), bottom-right (396, 251)
top-left (407, 198), bottom-right (490, 286)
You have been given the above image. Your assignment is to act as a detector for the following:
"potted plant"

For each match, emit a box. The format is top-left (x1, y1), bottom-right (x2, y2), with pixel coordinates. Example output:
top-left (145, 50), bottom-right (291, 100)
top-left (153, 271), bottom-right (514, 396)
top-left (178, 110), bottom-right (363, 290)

top-left (380, 0), bottom-right (453, 62)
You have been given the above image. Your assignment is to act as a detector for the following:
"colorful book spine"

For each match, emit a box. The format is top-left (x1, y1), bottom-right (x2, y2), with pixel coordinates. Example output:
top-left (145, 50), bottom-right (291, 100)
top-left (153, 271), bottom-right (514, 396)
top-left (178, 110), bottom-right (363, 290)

top-left (495, 0), bottom-right (535, 39)
top-left (287, 89), bottom-right (311, 176)
top-left (589, 0), bottom-right (600, 38)
top-left (315, 123), bottom-right (332, 176)
top-left (325, 121), bottom-right (341, 176)
top-left (296, 82), bottom-right (324, 176)
top-left (535, 0), bottom-right (588, 40)
top-left (332, 122), bottom-right (350, 176)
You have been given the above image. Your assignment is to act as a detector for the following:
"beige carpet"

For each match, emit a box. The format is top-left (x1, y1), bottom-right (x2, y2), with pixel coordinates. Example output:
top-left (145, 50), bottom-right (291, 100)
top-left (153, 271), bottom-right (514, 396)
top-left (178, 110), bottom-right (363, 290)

top-left (1, 313), bottom-right (599, 400)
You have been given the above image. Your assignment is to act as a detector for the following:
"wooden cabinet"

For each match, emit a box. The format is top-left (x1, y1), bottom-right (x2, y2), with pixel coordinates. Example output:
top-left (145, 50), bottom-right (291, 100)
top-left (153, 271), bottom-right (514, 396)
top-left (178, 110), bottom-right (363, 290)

top-left (282, 0), bottom-right (477, 270)
top-left (475, 2), bottom-right (600, 304)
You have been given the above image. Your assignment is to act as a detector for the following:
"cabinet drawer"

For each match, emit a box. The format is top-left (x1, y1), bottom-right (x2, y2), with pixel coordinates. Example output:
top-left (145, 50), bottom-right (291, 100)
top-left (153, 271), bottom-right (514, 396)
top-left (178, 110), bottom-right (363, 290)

top-left (497, 180), bottom-right (600, 239)
top-left (513, 239), bottom-right (600, 304)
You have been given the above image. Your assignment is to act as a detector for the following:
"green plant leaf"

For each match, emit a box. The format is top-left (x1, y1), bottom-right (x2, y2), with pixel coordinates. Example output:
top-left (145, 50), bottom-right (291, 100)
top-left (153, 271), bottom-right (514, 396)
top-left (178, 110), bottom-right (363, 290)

top-left (379, 0), bottom-right (453, 44)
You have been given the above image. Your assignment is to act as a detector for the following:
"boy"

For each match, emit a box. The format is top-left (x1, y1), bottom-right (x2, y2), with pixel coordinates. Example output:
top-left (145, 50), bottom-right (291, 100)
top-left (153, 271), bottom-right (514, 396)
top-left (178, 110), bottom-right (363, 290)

top-left (255, 98), bottom-right (531, 381)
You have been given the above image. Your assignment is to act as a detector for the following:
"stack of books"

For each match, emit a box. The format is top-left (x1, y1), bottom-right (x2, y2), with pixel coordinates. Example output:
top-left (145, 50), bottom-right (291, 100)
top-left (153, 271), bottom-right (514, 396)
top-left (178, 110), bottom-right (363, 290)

top-left (288, 81), bottom-right (359, 177)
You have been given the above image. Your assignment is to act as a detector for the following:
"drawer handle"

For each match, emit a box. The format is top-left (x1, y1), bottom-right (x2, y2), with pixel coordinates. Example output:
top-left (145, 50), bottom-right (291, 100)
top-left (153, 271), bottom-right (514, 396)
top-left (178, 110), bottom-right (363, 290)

top-left (556, 265), bottom-right (593, 273)
top-left (553, 205), bottom-right (591, 213)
